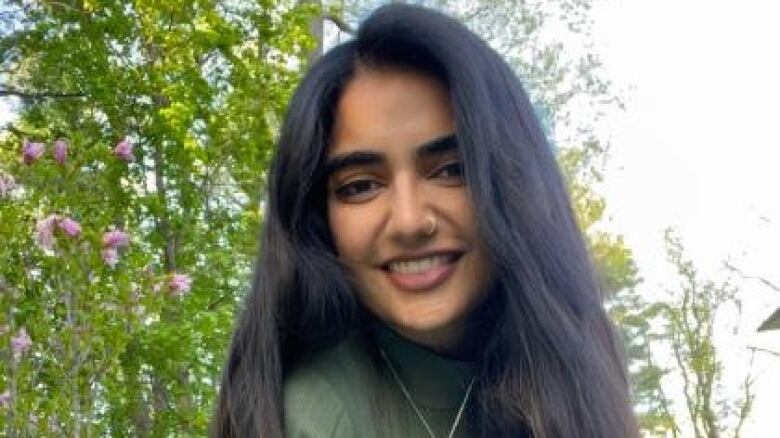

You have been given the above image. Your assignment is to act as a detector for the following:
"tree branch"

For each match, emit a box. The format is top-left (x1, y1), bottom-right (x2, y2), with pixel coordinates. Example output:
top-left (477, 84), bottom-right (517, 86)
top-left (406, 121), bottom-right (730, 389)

top-left (152, 139), bottom-right (177, 272)
top-left (747, 346), bottom-right (780, 358)
top-left (206, 294), bottom-right (229, 311)
top-left (2, 124), bottom-right (36, 137)
top-left (323, 13), bottom-right (355, 35)
top-left (0, 87), bottom-right (85, 99)
top-left (723, 261), bottom-right (780, 293)
top-left (734, 350), bottom-right (756, 438)
top-left (44, 0), bottom-right (86, 14)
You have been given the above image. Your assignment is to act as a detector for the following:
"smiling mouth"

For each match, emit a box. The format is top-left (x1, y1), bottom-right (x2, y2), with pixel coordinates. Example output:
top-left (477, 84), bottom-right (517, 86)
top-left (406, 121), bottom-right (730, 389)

top-left (381, 253), bottom-right (463, 291)
top-left (384, 253), bottom-right (460, 273)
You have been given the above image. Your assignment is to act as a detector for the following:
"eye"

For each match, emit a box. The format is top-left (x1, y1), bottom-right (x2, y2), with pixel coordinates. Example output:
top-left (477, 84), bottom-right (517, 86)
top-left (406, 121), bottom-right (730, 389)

top-left (333, 178), bottom-right (382, 202)
top-left (431, 161), bottom-right (464, 180)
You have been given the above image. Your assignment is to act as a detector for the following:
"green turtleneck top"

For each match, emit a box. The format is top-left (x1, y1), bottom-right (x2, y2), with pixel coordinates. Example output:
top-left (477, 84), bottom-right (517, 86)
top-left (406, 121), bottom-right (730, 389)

top-left (284, 325), bottom-right (476, 438)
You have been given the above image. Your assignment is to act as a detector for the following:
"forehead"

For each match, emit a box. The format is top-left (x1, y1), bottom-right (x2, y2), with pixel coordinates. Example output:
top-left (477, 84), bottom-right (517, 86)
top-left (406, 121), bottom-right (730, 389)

top-left (329, 67), bottom-right (455, 158)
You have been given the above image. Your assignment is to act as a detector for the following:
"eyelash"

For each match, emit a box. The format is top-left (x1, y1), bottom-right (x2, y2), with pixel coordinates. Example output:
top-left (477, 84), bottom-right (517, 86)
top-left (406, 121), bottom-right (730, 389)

top-left (333, 161), bottom-right (464, 202)
top-left (334, 179), bottom-right (381, 200)
top-left (432, 161), bottom-right (464, 179)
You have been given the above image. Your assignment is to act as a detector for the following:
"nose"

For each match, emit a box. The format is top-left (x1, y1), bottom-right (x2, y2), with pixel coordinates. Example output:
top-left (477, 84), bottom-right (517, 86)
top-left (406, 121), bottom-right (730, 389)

top-left (386, 174), bottom-right (435, 244)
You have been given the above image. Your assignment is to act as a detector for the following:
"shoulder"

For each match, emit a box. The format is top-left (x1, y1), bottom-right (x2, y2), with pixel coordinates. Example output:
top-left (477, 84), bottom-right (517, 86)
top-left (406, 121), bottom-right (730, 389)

top-left (284, 334), bottom-right (375, 438)
top-left (284, 365), bottom-right (353, 437)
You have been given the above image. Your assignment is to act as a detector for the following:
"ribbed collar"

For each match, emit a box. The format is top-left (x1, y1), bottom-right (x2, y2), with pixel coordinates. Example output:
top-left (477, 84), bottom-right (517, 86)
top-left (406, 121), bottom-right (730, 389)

top-left (373, 324), bottom-right (476, 411)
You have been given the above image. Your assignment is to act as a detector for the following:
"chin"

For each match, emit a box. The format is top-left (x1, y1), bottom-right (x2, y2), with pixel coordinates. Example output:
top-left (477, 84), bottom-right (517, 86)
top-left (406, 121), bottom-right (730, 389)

top-left (386, 305), bottom-right (469, 348)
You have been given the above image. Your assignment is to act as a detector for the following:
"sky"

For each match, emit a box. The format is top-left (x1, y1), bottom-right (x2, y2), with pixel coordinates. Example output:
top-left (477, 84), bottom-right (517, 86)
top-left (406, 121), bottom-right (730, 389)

top-left (591, 0), bottom-right (780, 435)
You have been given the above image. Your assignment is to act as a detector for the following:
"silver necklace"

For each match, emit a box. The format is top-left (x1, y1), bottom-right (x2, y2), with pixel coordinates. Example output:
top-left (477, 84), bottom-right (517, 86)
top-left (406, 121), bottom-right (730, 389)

top-left (379, 348), bottom-right (475, 438)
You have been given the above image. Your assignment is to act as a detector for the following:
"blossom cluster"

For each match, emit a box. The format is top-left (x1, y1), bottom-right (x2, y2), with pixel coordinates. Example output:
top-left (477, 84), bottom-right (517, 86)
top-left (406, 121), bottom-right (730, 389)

top-left (34, 215), bottom-right (135, 269)
top-left (53, 139), bottom-right (68, 164)
top-left (113, 139), bottom-right (134, 162)
top-left (0, 328), bottom-right (34, 408)
top-left (0, 172), bottom-right (16, 197)
top-left (101, 228), bottom-right (130, 268)
top-left (1, 133), bottom-right (196, 410)
top-left (169, 273), bottom-right (192, 296)
top-left (17, 136), bottom-right (191, 306)
top-left (22, 140), bottom-right (45, 164)
top-left (22, 139), bottom-right (68, 165)
top-left (21, 137), bottom-right (134, 166)
top-left (32, 214), bottom-right (193, 293)
top-left (22, 136), bottom-right (136, 266)
top-left (35, 214), bottom-right (82, 250)
top-left (11, 327), bottom-right (33, 360)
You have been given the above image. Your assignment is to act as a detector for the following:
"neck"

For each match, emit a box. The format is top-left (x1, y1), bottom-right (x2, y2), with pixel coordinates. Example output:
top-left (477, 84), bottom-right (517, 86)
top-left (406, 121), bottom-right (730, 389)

top-left (391, 311), bottom-right (494, 361)
top-left (360, 295), bottom-right (499, 360)
top-left (395, 326), bottom-right (462, 354)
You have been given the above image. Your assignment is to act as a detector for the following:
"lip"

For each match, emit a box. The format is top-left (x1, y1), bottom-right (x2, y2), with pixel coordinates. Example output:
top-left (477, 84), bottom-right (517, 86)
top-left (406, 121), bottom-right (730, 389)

top-left (381, 252), bottom-right (463, 292)
top-left (380, 249), bottom-right (464, 268)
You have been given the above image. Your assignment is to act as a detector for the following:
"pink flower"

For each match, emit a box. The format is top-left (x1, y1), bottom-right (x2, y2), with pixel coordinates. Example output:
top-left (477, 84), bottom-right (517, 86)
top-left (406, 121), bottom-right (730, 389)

top-left (22, 140), bottom-right (45, 165)
top-left (102, 229), bottom-right (130, 248)
top-left (53, 139), bottom-right (68, 165)
top-left (113, 138), bottom-right (134, 162)
top-left (169, 273), bottom-right (192, 296)
top-left (58, 216), bottom-right (81, 237)
top-left (35, 214), bottom-right (60, 250)
top-left (0, 390), bottom-right (10, 409)
top-left (101, 247), bottom-right (119, 268)
top-left (101, 229), bottom-right (129, 267)
top-left (0, 173), bottom-right (15, 197)
top-left (11, 327), bottom-right (32, 358)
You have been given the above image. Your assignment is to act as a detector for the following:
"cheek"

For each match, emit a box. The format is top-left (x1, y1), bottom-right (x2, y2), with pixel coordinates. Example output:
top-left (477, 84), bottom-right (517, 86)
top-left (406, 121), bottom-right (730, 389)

top-left (442, 192), bottom-right (491, 277)
top-left (439, 191), bottom-right (478, 231)
top-left (327, 204), bottom-right (371, 263)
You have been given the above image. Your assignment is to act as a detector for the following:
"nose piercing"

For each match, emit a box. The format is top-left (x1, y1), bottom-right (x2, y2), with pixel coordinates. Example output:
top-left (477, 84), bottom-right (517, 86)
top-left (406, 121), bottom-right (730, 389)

top-left (424, 216), bottom-right (438, 236)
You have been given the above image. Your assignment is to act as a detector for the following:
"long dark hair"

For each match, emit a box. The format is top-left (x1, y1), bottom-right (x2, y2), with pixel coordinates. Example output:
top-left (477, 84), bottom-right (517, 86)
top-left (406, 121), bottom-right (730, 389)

top-left (213, 4), bottom-right (638, 437)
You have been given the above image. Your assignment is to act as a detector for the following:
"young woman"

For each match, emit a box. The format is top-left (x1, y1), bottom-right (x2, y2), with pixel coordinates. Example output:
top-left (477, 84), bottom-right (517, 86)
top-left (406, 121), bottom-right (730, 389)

top-left (213, 4), bottom-right (639, 438)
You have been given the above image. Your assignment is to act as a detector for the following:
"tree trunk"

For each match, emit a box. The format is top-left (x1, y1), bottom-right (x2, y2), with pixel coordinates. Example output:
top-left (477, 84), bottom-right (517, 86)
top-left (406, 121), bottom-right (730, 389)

top-left (299, 0), bottom-right (324, 64)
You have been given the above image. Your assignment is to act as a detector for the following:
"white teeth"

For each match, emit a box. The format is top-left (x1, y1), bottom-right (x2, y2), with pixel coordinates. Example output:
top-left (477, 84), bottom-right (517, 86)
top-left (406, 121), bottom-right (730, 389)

top-left (387, 255), bottom-right (451, 274)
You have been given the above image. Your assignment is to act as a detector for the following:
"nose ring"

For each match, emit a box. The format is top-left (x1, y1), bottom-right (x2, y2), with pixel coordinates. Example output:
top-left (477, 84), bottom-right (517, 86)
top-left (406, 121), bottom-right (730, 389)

top-left (424, 216), bottom-right (438, 236)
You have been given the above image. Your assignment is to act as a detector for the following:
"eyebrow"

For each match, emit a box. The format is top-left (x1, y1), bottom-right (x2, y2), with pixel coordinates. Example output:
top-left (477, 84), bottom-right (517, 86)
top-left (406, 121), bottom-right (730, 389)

top-left (323, 134), bottom-right (458, 178)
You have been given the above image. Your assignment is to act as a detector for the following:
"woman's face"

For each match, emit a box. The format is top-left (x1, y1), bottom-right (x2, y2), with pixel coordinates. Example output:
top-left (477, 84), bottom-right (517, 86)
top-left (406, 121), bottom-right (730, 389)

top-left (326, 67), bottom-right (492, 351)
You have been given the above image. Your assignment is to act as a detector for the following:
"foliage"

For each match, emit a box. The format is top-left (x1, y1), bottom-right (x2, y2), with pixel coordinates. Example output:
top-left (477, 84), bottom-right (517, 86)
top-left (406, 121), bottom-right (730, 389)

top-left (0, 0), bottom-right (317, 435)
top-left (646, 230), bottom-right (755, 438)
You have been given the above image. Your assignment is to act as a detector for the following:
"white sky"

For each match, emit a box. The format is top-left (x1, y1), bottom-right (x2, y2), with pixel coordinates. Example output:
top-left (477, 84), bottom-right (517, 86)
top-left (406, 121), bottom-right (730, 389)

top-left (592, 0), bottom-right (780, 436)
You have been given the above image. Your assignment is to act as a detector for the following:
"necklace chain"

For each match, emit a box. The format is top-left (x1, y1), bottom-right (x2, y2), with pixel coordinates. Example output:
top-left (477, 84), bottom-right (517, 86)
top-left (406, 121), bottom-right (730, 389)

top-left (379, 348), bottom-right (475, 438)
